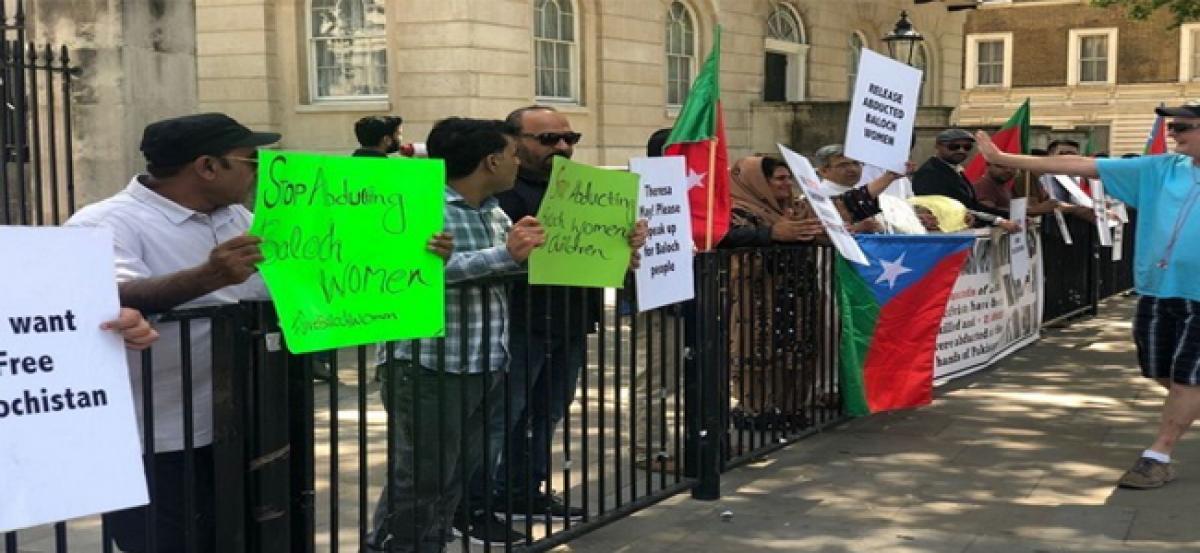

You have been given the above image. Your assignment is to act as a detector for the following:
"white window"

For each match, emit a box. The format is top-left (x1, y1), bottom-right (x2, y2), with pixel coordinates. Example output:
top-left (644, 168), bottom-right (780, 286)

top-left (847, 31), bottom-right (865, 98)
top-left (534, 0), bottom-right (579, 102)
top-left (307, 0), bottom-right (388, 101)
top-left (666, 1), bottom-right (697, 106)
top-left (965, 33), bottom-right (1013, 89)
top-left (1179, 23), bottom-right (1200, 81)
top-left (912, 41), bottom-right (932, 106)
top-left (763, 3), bottom-right (808, 102)
top-left (1068, 28), bottom-right (1117, 86)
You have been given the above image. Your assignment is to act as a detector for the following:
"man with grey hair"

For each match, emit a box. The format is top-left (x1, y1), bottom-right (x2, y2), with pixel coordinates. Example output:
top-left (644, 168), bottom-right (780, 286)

top-left (812, 144), bottom-right (925, 234)
top-left (912, 128), bottom-right (1020, 231)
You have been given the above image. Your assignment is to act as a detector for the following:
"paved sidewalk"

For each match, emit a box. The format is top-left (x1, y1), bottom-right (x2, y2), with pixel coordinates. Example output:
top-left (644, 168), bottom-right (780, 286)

top-left (559, 295), bottom-right (1200, 552)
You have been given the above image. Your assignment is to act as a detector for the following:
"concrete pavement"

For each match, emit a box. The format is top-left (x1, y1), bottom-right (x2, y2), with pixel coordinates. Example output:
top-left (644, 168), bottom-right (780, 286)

top-left (558, 295), bottom-right (1200, 552)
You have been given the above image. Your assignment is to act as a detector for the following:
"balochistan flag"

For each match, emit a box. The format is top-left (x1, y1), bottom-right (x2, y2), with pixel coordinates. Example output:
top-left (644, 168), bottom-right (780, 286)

top-left (1144, 113), bottom-right (1167, 155)
top-left (664, 27), bottom-right (729, 250)
top-left (836, 234), bottom-right (975, 416)
top-left (963, 98), bottom-right (1031, 184)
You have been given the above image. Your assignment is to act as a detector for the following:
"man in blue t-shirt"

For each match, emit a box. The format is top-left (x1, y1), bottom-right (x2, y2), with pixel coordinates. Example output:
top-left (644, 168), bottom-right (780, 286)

top-left (974, 104), bottom-right (1200, 490)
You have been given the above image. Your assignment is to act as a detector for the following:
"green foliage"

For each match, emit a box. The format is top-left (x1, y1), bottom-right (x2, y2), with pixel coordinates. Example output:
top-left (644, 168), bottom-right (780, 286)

top-left (1091, 0), bottom-right (1200, 27)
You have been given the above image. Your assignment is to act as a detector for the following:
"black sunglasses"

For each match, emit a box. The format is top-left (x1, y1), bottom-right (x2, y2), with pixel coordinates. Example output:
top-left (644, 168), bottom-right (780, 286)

top-left (1167, 122), bottom-right (1200, 134)
top-left (945, 143), bottom-right (974, 152)
top-left (523, 132), bottom-right (582, 146)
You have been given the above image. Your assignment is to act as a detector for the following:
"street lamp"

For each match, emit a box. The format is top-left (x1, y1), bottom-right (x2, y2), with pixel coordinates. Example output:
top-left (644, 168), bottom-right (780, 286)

top-left (882, 10), bottom-right (924, 66)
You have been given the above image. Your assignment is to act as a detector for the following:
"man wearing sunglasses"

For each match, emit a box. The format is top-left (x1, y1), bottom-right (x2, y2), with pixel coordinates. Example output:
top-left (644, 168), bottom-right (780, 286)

top-left (913, 128), bottom-right (1019, 231)
top-left (64, 112), bottom-right (279, 552)
top-left (974, 103), bottom-right (1200, 491)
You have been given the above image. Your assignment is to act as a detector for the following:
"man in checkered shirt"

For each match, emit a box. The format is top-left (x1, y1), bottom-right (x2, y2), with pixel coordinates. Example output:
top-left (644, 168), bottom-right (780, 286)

top-left (367, 117), bottom-right (544, 552)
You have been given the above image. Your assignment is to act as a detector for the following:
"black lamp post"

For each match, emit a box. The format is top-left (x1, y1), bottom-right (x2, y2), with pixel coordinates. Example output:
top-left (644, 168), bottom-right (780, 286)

top-left (882, 10), bottom-right (924, 66)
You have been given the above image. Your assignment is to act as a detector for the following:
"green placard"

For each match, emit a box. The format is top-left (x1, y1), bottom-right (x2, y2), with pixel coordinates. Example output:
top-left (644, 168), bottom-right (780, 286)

top-left (249, 151), bottom-right (445, 354)
top-left (529, 157), bottom-right (638, 288)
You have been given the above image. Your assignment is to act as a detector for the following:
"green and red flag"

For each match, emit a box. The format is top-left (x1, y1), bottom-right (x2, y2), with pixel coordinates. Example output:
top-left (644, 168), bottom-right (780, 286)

top-left (837, 234), bottom-right (975, 416)
top-left (664, 26), bottom-right (729, 250)
top-left (963, 98), bottom-right (1031, 184)
top-left (1144, 112), bottom-right (1167, 155)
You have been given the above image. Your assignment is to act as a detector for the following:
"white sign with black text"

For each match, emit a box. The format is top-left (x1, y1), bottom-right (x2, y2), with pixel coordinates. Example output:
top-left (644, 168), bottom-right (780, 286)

top-left (778, 144), bottom-right (870, 265)
top-left (844, 48), bottom-right (923, 174)
top-left (1008, 198), bottom-right (1030, 281)
top-left (0, 227), bottom-right (148, 533)
top-left (631, 156), bottom-right (696, 312)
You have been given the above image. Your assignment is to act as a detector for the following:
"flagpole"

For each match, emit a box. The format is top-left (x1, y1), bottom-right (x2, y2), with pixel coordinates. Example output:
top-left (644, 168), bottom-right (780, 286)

top-left (705, 138), bottom-right (717, 251)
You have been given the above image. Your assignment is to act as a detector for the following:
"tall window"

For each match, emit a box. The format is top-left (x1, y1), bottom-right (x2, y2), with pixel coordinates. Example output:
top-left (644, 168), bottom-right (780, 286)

top-left (1179, 24), bottom-right (1200, 81)
top-left (763, 3), bottom-right (808, 102)
top-left (534, 0), bottom-right (577, 101)
top-left (976, 40), bottom-right (1005, 86)
top-left (912, 42), bottom-right (932, 105)
top-left (308, 0), bottom-right (388, 100)
top-left (666, 2), bottom-right (696, 106)
top-left (1068, 28), bottom-right (1117, 85)
top-left (847, 32), bottom-right (865, 98)
top-left (1191, 28), bottom-right (1200, 81)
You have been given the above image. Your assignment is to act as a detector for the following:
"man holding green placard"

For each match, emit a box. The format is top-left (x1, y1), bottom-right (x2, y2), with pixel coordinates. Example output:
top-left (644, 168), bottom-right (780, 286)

top-left (367, 117), bottom-right (544, 551)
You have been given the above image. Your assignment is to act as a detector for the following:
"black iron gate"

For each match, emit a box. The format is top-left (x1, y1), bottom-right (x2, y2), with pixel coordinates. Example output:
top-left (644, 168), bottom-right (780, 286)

top-left (0, 0), bottom-right (79, 226)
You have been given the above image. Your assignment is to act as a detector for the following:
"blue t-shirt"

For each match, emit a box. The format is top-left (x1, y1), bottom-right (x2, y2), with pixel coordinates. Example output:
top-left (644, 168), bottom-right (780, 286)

top-left (1097, 154), bottom-right (1200, 302)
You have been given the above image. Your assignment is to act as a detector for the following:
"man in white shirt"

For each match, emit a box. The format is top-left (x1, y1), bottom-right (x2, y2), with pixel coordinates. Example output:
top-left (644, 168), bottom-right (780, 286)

top-left (65, 113), bottom-right (279, 553)
top-left (812, 144), bottom-right (926, 234)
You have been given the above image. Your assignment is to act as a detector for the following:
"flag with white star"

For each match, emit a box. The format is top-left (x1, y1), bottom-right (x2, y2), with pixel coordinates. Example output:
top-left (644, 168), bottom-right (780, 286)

top-left (836, 234), bottom-right (975, 416)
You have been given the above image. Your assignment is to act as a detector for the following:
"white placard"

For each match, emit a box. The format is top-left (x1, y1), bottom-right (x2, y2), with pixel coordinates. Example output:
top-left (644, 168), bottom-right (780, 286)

top-left (1112, 223), bottom-right (1124, 261)
top-left (1008, 198), bottom-right (1030, 281)
top-left (0, 227), bottom-right (148, 533)
top-left (1052, 175), bottom-right (1094, 208)
top-left (631, 156), bottom-right (695, 312)
top-left (1092, 179), bottom-right (1113, 246)
top-left (1053, 208), bottom-right (1074, 245)
top-left (843, 49), bottom-right (922, 173)
top-left (777, 144), bottom-right (869, 265)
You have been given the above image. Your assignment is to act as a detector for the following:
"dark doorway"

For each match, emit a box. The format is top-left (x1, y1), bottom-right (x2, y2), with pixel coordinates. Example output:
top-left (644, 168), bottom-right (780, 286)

top-left (763, 51), bottom-right (787, 102)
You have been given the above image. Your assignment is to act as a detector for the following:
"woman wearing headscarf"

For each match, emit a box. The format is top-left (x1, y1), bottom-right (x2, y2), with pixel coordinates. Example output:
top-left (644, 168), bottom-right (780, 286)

top-left (721, 156), bottom-right (825, 431)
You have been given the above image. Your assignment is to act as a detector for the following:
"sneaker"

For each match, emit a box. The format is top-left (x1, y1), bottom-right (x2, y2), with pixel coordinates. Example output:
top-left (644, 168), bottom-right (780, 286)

top-left (1118, 457), bottom-right (1177, 489)
top-left (451, 511), bottom-right (528, 546)
top-left (501, 493), bottom-right (586, 520)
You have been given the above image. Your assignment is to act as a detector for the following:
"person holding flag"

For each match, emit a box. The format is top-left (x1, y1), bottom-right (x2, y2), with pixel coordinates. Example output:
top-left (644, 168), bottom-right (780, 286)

top-left (974, 103), bottom-right (1200, 490)
top-left (662, 27), bottom-right (729, 251)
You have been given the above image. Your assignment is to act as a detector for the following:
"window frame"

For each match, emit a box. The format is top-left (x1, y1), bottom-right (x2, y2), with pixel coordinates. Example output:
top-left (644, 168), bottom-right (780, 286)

top-left (533, 0), bottom-right (582, 104)
top-left (964, 32), bottom-right (1013, 89)
top-left (665, 1), bottom-right (699, 108)
top-left (305, 0), bottom-right (390, 103)
top-left (1067, 28), bottom-right (1117, 86)
top-left (1179, 22), bottom-right (1200, 82)
top-left (763, 3), bottom-right (808, 102)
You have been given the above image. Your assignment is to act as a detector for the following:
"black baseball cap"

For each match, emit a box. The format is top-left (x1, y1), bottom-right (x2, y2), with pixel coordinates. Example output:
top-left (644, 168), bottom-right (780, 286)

top-left (1155, 103), bottom-right (1200, 117)
top-left (140, 113), bottom-right (281, 167)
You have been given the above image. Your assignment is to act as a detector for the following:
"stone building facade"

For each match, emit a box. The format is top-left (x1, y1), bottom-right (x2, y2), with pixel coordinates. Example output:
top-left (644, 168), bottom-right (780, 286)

top-left (193, 0), bottom-right (967, 172)
top-left (958, 0), bottom-right (1197, 154)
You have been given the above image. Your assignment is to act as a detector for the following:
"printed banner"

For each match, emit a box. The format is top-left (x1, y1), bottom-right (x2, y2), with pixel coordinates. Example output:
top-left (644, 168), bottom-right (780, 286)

top-left (934, 229), bottom-right (1044, 382)
top-left (249, 151), bottom-right (446, 354)
top-left (530, 157), bottom-right (638, 288)
top-left (0, 227), bottom-right (147, 532)
top-left (631, 156), bottom-right (695, 311)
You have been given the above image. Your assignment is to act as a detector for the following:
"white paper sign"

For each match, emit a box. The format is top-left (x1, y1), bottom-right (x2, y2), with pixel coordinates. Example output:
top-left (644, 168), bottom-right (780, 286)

top-left (1092, 179), bottom-right (1113, 246)
top-left (1112, 223), bottom-right (1125, 261)
top-left (631, 156), bottom-right (695, 312)
top-left (844, 49), bottom-right (922, 173)
top-left (777, 144), bottom-right (870, 265)
top-left (0, 227), bottom-right (148, 533)
top-left (1052, 175), bottom-right (1094, 208)
top-left (1008, 198), bottom-right (1030, 281)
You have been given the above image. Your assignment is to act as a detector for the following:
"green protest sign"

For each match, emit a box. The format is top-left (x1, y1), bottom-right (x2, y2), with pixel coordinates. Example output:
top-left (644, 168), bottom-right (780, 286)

top-left (529, 157), bottom-right (638, 288)
top-left (249, 151), bottom-right (445, 354)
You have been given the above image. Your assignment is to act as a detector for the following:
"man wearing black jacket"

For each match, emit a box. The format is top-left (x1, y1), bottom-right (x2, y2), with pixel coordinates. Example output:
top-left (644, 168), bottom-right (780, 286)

top-left (912, 128), bottom-right (1019, 231)
top-left (487, 105), bottom-right (592, 518)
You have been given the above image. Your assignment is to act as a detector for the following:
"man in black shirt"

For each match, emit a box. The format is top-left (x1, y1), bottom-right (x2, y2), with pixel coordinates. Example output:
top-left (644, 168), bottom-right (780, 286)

top-left (352, 115), bottom-right (403, 157)
top-left (912, 128), bottom-right (1018, 231)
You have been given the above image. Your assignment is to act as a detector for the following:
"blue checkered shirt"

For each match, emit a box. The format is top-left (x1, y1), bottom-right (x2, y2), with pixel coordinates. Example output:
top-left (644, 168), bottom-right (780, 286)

top-left (376, 187), bottom-right (523, 373)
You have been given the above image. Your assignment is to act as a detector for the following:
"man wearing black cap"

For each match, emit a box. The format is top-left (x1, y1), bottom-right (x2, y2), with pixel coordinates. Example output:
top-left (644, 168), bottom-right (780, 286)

top-left (975, 103), bottom-right (1200, 491)
top-left (65, 112), bottom-right (280, 552)
top-left (353, 115), bottom-right (404, 157)
top-left (912, 128), bottom-right (1019, 231)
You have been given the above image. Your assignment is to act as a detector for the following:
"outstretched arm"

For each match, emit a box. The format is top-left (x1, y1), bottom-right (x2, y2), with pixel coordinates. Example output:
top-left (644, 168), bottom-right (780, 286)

top-left (975, 131), bottom-right (1100, 178)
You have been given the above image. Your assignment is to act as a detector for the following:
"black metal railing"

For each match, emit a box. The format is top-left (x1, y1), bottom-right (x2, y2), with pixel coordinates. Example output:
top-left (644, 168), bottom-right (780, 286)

top-left (1040, 210), bottom-right (1137, 324)
top-left (0, 0), bottom-right (78, 226)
